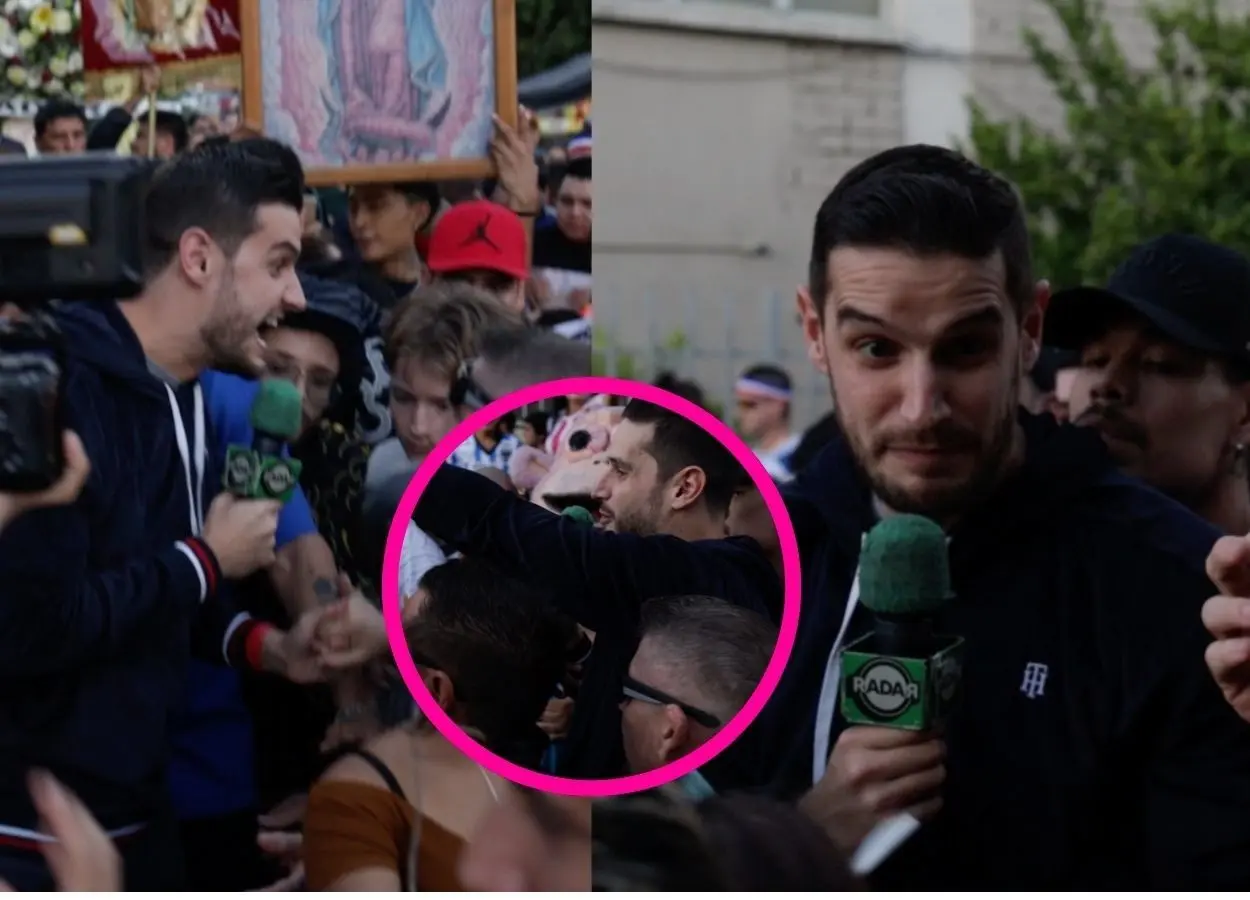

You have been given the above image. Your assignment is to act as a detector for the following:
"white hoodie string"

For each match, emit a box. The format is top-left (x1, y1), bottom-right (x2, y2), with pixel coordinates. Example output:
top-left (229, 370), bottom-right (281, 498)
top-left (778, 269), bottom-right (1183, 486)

top-left (165, 383), bottom-right (206, 536)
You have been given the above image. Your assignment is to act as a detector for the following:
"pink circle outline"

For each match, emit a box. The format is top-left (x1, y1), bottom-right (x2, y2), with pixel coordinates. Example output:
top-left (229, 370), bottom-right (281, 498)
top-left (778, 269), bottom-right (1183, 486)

top-left (381, 376), bottom-right (801, 797)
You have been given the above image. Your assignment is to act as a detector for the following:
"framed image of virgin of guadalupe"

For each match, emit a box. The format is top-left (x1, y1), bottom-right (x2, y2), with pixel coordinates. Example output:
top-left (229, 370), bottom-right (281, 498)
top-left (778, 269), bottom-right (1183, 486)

top-left (239, 0), bottom-right (517, 186)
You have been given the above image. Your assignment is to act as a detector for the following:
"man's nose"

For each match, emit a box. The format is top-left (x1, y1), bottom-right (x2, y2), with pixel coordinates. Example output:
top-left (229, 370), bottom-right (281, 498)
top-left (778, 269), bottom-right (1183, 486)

top-left (1090, 359), bottom-right (1133, 403)
top-left (285, 275), bottom-right (307, 312)
top-left (898, 359), bottom-right (949, 424)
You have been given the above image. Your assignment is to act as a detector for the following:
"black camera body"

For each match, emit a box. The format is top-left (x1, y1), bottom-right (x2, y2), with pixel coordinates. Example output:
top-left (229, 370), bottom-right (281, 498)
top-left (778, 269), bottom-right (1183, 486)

top-left (0, 154), bottom-right (151, 492)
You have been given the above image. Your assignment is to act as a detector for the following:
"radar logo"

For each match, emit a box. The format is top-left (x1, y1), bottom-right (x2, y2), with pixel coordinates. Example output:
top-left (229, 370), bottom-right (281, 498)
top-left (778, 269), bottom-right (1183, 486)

top-left (850, 658), bottom-right (919, 720)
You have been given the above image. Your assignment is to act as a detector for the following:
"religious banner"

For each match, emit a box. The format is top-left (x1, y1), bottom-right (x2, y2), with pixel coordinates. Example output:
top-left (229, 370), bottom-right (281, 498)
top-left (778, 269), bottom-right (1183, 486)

top-left (79, 0), bottom-right (241, 71)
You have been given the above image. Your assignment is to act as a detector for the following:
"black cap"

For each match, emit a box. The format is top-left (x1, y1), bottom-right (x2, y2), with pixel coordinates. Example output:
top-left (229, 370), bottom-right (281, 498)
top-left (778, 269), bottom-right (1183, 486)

top-left (1045, 233), bottom-right (1250, 366)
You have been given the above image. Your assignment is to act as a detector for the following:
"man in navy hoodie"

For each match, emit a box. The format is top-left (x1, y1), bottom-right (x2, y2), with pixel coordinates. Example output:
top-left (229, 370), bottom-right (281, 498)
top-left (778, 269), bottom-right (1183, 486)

top-left (0, 140), bottom-right (313, 889)
top-left (742, 145), bottom-right (1250, 888)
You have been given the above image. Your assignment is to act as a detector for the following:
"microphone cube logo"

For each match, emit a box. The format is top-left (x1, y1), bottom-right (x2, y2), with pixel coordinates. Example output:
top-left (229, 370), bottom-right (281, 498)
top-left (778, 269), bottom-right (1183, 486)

top-left (259, 457), bottom-right (301, 503)
top-left (848, 658), bottom-right (922, 722)
top-left (839, 634), bottom-right (966, 731)
top-left (223, 446), bottom-right (257, 496)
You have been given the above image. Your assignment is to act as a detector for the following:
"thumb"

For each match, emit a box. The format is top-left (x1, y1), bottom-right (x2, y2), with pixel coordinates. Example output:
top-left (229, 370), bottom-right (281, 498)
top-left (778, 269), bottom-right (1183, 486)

top-left (1207, 535), bottom-right (1250, 596)
top-left (337, 572), bottom-right (355, 600)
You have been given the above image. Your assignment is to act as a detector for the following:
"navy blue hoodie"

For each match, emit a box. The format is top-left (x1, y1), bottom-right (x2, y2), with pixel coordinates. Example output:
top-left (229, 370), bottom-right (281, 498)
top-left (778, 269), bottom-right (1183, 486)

top-left (0, 302), bottom-right (240, 833)
top-left (740, 410), bottom-right (1250, 888)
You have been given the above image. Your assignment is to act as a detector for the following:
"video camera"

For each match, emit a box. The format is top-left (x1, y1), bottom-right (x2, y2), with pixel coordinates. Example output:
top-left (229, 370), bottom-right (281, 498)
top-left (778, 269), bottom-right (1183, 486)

top-left (0, 154), bottom-right (151, 492)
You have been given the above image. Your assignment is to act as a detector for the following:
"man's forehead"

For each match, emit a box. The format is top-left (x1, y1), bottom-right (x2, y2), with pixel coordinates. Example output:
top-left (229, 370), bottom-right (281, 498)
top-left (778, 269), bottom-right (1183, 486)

top-left (828, 246), bottom-right (1009, 309)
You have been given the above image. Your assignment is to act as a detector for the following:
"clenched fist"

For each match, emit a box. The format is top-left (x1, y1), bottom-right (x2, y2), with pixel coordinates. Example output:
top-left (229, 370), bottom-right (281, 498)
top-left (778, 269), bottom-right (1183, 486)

top-left (800, 726), bottom-right (945, 854)
top-left (202, 493), bottom-right (281, 579)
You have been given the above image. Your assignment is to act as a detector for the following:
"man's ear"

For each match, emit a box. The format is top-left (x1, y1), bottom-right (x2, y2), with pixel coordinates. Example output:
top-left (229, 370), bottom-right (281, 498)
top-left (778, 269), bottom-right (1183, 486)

top-left (178, 227), bottom-right (216, 287)
top-left (1020, 280), bottom-right (1050, 375)
top-left (668, 466), bottom-right (707, 513)
top-left (424, 669), bottom-right (456, 714)
top-left (657, 705), bottom-right (690, 765)
top-left (796, 285), bottom-right (829, 374)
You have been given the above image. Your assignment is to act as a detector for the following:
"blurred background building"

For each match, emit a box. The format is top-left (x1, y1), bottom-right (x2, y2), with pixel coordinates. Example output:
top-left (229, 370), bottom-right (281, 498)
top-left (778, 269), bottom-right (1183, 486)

top-left (592, 0), bottom-right (1219, 427)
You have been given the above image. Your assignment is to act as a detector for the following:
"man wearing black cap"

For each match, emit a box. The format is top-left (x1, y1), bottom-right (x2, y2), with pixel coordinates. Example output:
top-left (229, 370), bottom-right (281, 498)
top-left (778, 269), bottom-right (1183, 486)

top-left (1045, 233), bottom-right (1250, 535)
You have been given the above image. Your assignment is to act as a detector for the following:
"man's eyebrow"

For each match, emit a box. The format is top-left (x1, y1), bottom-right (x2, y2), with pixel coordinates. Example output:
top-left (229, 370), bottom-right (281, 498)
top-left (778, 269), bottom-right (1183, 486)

top-left (834, 303), bottom-right (1005, 332)
top-left (270, 240), bottom-right (300, 258)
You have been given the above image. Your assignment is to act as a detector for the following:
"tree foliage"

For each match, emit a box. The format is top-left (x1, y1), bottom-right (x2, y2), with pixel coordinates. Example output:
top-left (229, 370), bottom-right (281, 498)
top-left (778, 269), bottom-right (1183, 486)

top-left (515, 0), bottom-right (591, 80)
top-left (966, 0), bottom-right (1250, 288)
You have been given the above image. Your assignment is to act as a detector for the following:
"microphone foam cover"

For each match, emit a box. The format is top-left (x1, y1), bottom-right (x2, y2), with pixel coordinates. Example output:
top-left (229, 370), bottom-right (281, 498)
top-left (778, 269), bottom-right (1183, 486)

top-left (561, 505), bottom-right (595, 525)
top-left (858, 514), bottom-right (953, 617)
top-left (250, 378), bottom-right (304, 440)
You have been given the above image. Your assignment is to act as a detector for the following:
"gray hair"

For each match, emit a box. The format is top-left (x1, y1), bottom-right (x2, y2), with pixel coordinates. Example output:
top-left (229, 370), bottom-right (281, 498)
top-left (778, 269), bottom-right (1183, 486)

top-left (637, 595), bottom-right (777, 721)
top-left (476, 325), bottom-right (591, 391)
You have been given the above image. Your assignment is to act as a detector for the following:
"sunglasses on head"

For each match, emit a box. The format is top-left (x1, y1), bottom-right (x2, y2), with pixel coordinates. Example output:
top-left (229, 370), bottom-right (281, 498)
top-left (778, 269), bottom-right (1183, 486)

top-left (621, 674), bottom-right (722, 729)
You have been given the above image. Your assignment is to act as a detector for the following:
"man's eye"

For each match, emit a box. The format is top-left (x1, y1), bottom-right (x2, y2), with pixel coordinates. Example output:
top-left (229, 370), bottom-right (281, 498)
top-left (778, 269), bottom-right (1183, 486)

top-left (854, 339), bottom-right (897, 360)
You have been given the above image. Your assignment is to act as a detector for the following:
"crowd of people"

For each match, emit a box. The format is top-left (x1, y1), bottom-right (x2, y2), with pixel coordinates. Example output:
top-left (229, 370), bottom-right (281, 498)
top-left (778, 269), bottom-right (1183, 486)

top-left (0, 77), bottom-right (597, 890)
top-left (589, 145), bottom-right (1250, 890)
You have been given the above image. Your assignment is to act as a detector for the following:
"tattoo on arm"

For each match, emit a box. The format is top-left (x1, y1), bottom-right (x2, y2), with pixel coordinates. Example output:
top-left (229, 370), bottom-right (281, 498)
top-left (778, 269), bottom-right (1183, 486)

top-left (313, 576), bottom-right (337, 606)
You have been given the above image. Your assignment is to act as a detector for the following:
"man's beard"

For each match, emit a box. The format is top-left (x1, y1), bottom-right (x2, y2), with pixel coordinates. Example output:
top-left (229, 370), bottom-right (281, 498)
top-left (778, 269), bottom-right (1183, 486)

top-left (201, 268), bottom-right (262, 377)
top-left (611, 486), bottom-right (665, 536)
top-left (832, 370), bottom-right (1019, 523)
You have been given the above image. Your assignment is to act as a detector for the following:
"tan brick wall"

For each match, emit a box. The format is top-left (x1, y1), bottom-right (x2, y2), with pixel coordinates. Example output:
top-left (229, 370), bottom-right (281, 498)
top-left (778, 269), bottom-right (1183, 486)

top-left (593, 21), bottom-right (906, 426)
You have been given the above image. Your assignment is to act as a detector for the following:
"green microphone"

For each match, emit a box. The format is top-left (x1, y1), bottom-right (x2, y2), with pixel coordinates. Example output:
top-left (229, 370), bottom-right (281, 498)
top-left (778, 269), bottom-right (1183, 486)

top-left (839, 514), bottom-right (965, 731)
top-left (222, 378), bottom-right (304, 503)
top-left (561, 505), bottom-right (595, 525)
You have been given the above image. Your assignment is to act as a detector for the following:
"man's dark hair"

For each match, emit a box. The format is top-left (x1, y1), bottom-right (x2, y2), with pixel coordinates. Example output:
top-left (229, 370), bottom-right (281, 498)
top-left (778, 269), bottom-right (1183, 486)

top-left (149, 110), bottom-right (190, 154)
top-left (141, 139), bottom-right (305, 276)
top-left (620, 400), bottom-right (742, 516)
top-left (477, 325), bottom-right (592, 385)
top-left (406, 558), bottom-right (565, 754)
top-left (740, 363), bottom-right (791, 393)
top-left (808, 144), bottom-right (1033, 315)
top-left (33, 99), bottom-right (86, 138)
top-left (564, 156), bottom-right (591, 181)
top-left (639, 595), bottom-right (777, 720)
top-left (652, 372), bottom-right (707, 409)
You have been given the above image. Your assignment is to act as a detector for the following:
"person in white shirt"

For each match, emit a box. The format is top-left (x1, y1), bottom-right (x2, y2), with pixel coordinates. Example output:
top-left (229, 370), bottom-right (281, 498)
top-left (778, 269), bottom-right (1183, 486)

top-left (448, 418), bottom-right (521, 472)
top-left (734, 364), bottom-right (801, 483)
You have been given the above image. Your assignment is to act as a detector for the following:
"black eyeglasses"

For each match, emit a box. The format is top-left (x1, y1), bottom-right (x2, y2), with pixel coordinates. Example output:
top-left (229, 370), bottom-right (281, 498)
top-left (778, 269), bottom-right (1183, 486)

top-left (450, 358), bottom-right (492, 411)
top-left (621, 674), bottom-right (722, 729)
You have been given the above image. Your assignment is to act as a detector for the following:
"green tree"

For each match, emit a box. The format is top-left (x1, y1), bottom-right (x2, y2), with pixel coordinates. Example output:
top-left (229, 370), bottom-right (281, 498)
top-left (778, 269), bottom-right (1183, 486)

top-left (515, 0), bottom-right (591, 80)
top-left (966, 0), bottom-right (1250, 289)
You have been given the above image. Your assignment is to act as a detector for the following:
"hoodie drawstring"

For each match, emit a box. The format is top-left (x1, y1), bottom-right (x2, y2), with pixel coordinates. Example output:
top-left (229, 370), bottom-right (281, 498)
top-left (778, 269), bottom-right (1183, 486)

top-left (165, 383), bottom-right (206, 536)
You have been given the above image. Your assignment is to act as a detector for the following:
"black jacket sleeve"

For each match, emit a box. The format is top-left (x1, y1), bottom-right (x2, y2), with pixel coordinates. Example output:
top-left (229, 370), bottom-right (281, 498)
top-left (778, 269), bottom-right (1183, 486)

top-left (1126, 557), bottom-right (1250, 888)
top-left (0, 383), bottom-right (220, 676)
top-left (401, 464), bottom-right (774, 634)
top-left (87, 107), bottom-right (133, 152)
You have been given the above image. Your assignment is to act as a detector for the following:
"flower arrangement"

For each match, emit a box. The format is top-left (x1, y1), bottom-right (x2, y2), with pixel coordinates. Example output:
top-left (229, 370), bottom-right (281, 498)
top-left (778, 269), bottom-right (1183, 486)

top-left (0, 0), bottom-right (83, 102)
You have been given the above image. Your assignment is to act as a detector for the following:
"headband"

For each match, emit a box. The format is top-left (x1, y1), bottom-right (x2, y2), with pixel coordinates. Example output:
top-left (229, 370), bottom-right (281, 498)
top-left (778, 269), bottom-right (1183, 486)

top-left (735, 377), bottom-right (792, 402)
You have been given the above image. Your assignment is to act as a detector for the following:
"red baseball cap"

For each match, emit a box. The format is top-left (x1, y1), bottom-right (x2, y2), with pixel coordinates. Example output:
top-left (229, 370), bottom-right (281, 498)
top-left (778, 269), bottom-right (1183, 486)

top-left (427, 200), bottom-right (528, 281)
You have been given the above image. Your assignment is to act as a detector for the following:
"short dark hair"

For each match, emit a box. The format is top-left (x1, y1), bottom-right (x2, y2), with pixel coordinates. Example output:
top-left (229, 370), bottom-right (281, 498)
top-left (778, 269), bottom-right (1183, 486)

top-left (406, 558), bottom-right (566, 751)
top-left (141, 139), bottom-right (305, 276)
top-left (476, 326), bottom-right (592, 385)
top-left (739, 363), bottom-right (791, 393)
top-left (808, 144), bottom-right (1033, 315)
top-left (564, 156), bottom-right (591, 181)
top-left (33, 99), bottom-right (86, 138)
top-left (638, 595), bottom-right (776, 719)
top-left (142, 110), bottom-right (190, 154)
top-left (620, 400), bottom-right (742, 516)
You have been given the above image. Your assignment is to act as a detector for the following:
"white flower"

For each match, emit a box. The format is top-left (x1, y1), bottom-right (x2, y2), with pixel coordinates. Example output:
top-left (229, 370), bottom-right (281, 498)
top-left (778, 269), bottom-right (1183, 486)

top-left (47, 54), bottom-right (64, 76)
top-left (5, 65), bottom-right (26, 86)
top-left (28, 4), bottom-right (53, 35)
top-left (49, 8), bottom-right (70, 33)
top-left (16, 29), bottom-right (35, 50)
top-left (46, 75), bottom-right (62, 93)
top-left (66, 49), bottom-right (80, 72)
top-left (0, 19), bottom-right (15, 56)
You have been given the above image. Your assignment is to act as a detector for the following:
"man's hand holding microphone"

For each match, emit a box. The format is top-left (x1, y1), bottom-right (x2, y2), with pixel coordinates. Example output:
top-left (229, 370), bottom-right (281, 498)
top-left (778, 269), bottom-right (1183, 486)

top-left (803, 516), bottom-right (960, 872)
